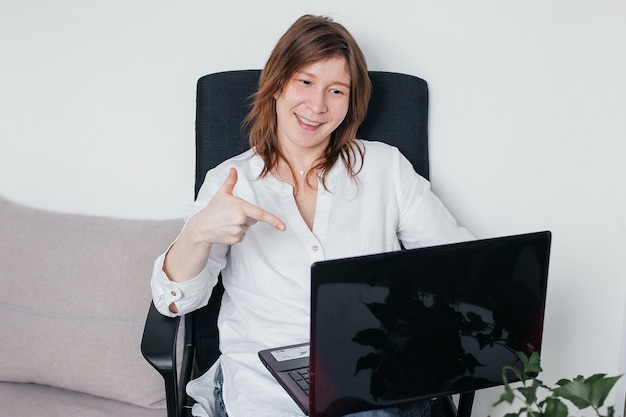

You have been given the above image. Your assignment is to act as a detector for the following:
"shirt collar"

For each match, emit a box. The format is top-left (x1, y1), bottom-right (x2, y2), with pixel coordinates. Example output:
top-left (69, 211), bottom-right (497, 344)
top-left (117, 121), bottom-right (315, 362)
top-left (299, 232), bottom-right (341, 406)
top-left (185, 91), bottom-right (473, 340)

top-left (247, 147), bottom-right (352, 193)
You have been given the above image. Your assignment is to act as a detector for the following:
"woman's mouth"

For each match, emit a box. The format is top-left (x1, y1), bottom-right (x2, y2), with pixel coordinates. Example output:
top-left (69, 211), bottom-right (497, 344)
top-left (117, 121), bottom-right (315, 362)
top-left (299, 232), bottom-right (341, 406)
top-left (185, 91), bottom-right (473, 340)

top-left (296, 114), bottom-right (323, 128)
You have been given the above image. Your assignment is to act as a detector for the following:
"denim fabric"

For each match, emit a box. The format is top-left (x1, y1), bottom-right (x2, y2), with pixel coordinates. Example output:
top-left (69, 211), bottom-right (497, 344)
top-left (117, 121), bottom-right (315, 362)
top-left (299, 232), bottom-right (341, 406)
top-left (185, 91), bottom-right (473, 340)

top-left (212, 365), bottom-right (431, 417)
top-left (213, 365), bottom-right (229, 417)
top-left (344, 400), bottom-right (431, 417)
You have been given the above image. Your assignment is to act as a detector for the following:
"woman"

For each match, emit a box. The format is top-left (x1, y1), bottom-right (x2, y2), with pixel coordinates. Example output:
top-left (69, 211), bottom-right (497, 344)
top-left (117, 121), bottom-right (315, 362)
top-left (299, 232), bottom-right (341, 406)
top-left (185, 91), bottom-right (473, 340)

top-left (151, 14), bottom-right (473, 417)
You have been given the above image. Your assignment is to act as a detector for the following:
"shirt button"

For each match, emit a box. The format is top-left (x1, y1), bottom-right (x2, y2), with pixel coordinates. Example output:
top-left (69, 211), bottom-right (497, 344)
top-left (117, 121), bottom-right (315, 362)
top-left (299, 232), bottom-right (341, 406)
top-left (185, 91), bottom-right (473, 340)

top-left (167, 286), bottom-right (182, 301)
top-left (312, 245), bottom-right (319, 251)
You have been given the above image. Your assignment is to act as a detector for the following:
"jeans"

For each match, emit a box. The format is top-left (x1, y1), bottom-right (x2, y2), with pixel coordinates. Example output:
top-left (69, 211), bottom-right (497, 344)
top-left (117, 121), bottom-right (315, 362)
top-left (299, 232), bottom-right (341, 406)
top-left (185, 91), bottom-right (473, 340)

top-left (213, 366), bottom-right (431, 417)
top-left (213, 365), bottom-right (228, 417)
top-left (343, 401), bottom-right (431, 417)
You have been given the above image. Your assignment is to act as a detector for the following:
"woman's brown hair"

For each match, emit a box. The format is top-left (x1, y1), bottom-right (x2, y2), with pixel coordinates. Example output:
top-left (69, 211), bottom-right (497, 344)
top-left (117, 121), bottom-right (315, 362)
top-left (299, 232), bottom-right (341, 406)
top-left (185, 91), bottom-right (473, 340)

top-left (245, 15), bottom-right (371, 188)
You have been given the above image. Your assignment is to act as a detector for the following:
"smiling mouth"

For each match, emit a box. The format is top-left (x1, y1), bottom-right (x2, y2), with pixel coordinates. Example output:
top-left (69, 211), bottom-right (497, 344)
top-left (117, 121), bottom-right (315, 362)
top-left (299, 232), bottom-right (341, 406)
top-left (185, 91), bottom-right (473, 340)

top-left (296, 114), bottom-right (323, 127)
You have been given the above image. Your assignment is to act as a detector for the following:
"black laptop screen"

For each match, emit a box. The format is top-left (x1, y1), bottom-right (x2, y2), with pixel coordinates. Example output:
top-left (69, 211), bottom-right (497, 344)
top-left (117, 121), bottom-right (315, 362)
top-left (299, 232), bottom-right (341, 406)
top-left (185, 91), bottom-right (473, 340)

top-left (309, 232), bottom-right (551, 417)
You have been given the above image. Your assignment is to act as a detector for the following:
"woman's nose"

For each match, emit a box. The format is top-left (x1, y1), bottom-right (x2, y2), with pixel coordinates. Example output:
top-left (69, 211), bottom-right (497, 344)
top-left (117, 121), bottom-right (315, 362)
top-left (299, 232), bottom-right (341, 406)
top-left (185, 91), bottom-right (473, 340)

top-left (306, 89), bottom-right (327, 113)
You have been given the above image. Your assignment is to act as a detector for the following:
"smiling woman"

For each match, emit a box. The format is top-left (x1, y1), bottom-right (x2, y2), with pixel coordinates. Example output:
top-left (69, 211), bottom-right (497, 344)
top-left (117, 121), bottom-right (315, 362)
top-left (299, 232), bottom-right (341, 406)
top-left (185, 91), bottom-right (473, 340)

top-left (149, 14), bottom-right (473, 417)
top-left (246, 14), bottom-right (371, 195)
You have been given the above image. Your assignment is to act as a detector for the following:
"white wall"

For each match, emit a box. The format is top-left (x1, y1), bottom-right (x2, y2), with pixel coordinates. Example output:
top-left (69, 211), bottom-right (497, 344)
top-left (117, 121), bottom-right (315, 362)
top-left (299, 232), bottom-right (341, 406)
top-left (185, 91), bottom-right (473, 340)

top-left (1, 1), bottom-right (625, 415)
top-left (619, 291), bottom-right (626, 415)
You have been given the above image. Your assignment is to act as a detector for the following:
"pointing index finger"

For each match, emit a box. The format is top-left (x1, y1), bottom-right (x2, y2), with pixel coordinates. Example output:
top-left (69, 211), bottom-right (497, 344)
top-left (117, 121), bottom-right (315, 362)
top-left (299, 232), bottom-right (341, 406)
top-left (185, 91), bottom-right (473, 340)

top-left (240, 201), bottom-right (286, 231)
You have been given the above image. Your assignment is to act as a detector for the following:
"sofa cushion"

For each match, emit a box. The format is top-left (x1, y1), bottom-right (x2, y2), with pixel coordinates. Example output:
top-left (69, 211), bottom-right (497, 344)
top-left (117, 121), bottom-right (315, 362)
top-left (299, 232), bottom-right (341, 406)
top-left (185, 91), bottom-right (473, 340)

top-left (0, 382), bottom-right (166, 417)
top-left (0, 196), bottom-right (183, 409)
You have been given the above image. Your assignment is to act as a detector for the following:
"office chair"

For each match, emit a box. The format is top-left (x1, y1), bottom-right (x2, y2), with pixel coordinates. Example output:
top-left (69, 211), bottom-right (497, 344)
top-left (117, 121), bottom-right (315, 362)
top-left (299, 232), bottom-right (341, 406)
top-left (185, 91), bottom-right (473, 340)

top-left (141, 70), bottom-right (474, 417)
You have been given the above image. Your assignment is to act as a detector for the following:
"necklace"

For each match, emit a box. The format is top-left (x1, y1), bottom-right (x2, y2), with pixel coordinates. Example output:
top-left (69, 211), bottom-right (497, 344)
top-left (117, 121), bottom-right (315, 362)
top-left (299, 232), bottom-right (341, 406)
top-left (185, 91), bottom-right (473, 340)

top-left (299, 170), bottom-right (306, 176)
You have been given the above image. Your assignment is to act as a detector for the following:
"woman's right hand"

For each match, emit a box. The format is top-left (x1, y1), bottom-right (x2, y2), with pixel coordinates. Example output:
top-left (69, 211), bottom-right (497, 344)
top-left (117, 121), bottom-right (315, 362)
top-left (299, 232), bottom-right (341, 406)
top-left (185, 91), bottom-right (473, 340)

top-left (190, 167), bottom-right (286, 246)
top-left (163, 168), bottom-right (285, 284)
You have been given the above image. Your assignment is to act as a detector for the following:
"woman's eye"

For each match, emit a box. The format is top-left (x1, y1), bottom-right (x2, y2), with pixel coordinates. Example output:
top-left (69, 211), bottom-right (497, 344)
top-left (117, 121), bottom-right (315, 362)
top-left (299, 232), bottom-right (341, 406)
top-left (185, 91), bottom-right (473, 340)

top-left (330, 88), bottom-right (347, 96)
top-left (299, 79), bottom-right (312, 86)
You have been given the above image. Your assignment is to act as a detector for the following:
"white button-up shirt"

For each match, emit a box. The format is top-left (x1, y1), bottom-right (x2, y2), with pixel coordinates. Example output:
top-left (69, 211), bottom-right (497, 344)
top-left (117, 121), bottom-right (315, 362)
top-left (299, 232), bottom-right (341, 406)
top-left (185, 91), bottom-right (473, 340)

top-left (151, 140), bottom-right (474, 417)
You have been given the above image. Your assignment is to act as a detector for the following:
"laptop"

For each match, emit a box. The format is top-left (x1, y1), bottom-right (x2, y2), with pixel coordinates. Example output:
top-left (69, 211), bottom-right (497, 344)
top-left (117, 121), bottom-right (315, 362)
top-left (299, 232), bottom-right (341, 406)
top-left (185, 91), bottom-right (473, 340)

top-left (259, 231), bottom-right (552, 417)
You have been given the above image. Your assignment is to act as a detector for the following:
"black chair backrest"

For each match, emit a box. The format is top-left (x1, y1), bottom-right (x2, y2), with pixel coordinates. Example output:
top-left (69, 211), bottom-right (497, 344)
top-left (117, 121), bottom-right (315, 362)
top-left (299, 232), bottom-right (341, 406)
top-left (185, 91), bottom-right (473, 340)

top-left (195, 70), bottom-right (429, 196)
top-left (191, 69), bottom-right (429, 374)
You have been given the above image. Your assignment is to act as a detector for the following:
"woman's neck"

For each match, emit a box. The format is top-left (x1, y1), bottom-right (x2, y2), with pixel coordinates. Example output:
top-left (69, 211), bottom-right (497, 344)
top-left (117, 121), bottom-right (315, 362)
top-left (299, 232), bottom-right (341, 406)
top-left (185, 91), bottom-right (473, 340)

top-left (275, 156), bottom-right (319, 191)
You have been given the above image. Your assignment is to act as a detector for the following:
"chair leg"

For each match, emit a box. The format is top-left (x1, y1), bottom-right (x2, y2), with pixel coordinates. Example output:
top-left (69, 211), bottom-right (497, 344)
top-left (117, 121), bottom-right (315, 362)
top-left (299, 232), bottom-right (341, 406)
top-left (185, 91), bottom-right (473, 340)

top-left (456, 392), bottom-right (475, 417)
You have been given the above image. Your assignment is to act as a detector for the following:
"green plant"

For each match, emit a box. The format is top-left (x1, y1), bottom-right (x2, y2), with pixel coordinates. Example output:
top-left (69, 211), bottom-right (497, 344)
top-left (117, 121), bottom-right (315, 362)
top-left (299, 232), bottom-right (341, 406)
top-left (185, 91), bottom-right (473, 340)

top-left (492, 351), bottom-right (623, 417)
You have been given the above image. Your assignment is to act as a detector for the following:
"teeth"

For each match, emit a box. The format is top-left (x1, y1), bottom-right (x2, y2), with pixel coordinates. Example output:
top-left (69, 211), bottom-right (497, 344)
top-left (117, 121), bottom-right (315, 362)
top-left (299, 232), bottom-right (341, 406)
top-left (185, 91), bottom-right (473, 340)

top-left (297, 114), bottom-right (321, 126)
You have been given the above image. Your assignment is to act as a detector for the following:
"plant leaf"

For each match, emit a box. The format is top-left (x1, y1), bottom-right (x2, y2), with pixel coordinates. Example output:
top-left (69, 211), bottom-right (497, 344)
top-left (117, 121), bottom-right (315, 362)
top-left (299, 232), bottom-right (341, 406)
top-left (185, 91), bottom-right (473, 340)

top-left (493, 383), bottom-right (516, 406)
top-left (503, 365), bottom-right (525, 384)
top-left (518, 378), bottom-right (543, 404)
top-left (553, 375), bottom-right (592, 409)
top-left (543, 397), bottom-right (569, 417)
top-left (354, 352), bottom-right (380, 375)
top-left (524, 351), bottom-right (543, 374)
top-left (352, 328), bottom-right (386, 349)
top-left (515, 351), bottom-right (529, 365)
top-left (493, 352), bottom-right (621, 417)
top-left (606, 404), bottom-right (615, 417)
top-left (553, 373), bottom-right (622, 410)
top-left (585, 373), bottom-right (622, 409)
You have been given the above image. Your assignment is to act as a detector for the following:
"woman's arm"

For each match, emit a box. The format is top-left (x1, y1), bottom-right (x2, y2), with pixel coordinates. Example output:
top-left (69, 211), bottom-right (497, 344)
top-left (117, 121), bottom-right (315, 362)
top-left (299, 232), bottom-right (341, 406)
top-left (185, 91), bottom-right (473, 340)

top-left (160, 168), bottom-right (286, 313)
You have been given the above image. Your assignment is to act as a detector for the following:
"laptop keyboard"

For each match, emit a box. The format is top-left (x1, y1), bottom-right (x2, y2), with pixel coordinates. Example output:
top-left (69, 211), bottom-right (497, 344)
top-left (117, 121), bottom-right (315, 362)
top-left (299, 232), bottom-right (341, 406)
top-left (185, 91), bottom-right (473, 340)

top-left (288, 368), bottom-right (311, 396)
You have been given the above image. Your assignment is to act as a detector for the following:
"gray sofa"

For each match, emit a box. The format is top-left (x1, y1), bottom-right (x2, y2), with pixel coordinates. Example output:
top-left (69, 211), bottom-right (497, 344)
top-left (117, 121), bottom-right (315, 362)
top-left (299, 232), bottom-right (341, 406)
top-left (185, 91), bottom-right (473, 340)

top-left (0, 196), bottom-right (183, 417)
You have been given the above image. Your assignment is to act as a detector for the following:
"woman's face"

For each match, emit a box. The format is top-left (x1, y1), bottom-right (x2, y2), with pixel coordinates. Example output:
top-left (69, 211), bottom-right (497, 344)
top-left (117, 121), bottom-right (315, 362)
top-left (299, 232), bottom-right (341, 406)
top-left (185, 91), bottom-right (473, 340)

top-left (274, 56), bottom-right (351, 157)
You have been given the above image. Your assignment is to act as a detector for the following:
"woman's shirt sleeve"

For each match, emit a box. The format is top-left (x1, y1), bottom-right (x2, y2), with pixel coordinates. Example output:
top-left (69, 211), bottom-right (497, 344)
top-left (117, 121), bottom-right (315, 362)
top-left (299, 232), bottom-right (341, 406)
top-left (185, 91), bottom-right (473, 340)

top-left (392, 148), bottom-right (474, 248)
top-left (150, 170), bottom-right (229, 317)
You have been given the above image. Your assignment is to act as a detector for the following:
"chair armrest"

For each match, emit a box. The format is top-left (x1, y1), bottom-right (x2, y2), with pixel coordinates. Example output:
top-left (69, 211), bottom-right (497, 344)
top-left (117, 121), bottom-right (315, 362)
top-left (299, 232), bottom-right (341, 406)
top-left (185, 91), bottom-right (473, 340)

top-left (141, 301), bottom-right (189, 417)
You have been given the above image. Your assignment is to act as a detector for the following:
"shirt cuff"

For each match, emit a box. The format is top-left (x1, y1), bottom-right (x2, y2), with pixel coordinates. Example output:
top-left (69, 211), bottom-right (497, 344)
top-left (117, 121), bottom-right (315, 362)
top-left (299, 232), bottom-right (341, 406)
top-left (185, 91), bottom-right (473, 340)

top-left (150, 252), bottom-right (213, 317)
